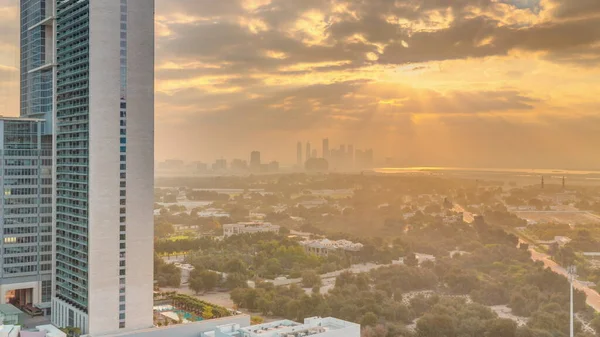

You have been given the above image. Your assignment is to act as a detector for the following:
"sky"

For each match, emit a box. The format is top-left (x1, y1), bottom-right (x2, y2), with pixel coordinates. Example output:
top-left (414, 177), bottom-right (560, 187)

top-left (0, 0), bottom-right (599, 168)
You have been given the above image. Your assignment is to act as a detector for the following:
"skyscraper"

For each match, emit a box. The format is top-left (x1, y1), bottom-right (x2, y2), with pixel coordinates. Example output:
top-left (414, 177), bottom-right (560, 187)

top-left (322, 138), bottom-right (329, 159)
top-left (0, 0), bottom-right (59, 314)
top-left (347, 145), bottom-right (354, 168)
top-left (50, 1), bottom-right (155, 335)
top-left (0, 118), bottom-right (52, 310)
top-left (20, 0), bottom-right (54, 133)
top-left (296, 141), bottom-right (303, 167)
top-left (306, 142), bottom-right (311, 163)
top-left (250, 151), bottom-right (261, 170)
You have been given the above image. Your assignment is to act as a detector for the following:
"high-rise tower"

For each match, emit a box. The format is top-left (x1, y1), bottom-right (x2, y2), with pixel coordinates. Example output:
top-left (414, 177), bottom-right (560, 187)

top-left (297, 141), bottom-right (303, 167)
top-left (50, 0), bottom-right (155, 335)
top-left (20, 0), bottom-right (55, 133)
top-left (322, 139), bottom-right (329, 160)
top-left (250, 151), bottom-right (261, 171)
top-left (347, 145), bottom-right (354, 168)
top-left (0, 117), bottom-right (52, 309)
top-left (306, 142), bottom-right (311, 163)
top-left (0, 0), bottom-right (57, 313)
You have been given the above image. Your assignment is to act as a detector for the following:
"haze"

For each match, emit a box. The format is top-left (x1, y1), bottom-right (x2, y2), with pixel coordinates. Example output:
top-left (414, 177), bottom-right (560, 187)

top-left (1, 0), bottom-right (599, 168)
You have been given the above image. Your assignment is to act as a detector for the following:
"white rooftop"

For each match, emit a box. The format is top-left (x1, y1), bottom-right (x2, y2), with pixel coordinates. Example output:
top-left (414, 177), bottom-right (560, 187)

top-left (202, 317), bottom-right (360, 337)
top-left (300, 239), bottom-right (363, 251)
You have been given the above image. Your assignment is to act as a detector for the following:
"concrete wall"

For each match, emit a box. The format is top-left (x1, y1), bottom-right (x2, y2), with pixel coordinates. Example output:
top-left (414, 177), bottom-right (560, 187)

top-left (88, 0), bottom-right (122, 335)
top-left (123, 0), bottom-right (155, 332)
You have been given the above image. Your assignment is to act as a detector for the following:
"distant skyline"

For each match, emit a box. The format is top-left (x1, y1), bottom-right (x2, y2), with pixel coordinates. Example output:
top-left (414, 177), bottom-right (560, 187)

top-left (1, 0), bottom-right (600, 168)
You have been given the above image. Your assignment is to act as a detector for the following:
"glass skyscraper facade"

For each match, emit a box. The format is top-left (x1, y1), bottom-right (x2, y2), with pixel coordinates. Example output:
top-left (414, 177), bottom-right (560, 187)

top-left (0, 118), bottom-right (52, 308)
top-left (0, 0), bottom-right (55, 313)
top-left (54, 0), bottom-right (91, 314)
top-left (20, 0), bottom-right (54, 133)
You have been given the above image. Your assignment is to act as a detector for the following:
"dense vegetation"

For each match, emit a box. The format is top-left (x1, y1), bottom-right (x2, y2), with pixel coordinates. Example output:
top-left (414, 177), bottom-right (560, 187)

top-left (157, 232), bottom-right (406, 282)
top-left (230, 240), bottom-right (589, 337)
top-left (152, 175), bottom-right (600, 337)
top-left (154, 255), bottom-right (181, 288)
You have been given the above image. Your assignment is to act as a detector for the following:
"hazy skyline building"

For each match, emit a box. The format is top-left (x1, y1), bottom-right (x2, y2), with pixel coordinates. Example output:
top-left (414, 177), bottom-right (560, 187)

top-left (250, 151), bottom-right (261, 170)
top-left (347, 145), bottom-right (354, 168)
top-left (306, 142), bottom-right (311, 163)
top-left (322, 138), bottom-right (329, 160)
top-left (51, 1), bottom-right (155, 335)
top-left (213, 159), bottom-right (227, 171)
top-left (268, 161), bottom-right (280, 172)
top-left (296, 141), bottom-right (302, 167)
top-left (231, 159), bottom-right (247, 171)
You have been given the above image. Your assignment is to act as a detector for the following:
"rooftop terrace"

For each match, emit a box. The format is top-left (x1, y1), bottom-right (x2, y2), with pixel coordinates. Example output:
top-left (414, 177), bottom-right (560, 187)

top-left (202, 317), bottom-right (360, 337)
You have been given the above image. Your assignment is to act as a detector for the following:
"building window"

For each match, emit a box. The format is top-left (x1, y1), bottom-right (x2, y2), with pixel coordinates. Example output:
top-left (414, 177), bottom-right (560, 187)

top-left (68, 309), bottom-right (75, 327)
top-left (42, 280), bottom-right (52, 302)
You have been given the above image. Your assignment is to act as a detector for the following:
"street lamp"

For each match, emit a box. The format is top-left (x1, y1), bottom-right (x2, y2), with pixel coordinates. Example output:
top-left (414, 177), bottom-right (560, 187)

top-left (568, 265), bottom-right (576, 337)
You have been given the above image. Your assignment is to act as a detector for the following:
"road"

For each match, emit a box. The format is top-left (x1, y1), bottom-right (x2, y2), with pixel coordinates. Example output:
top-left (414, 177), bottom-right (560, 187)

top-left (456, 202), bottom-right (600, 312)
top-left (529, 247), bottom-right (600, 312)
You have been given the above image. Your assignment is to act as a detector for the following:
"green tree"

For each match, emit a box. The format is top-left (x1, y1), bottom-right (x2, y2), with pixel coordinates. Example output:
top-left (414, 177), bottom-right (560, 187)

top-left (189, 269), bottom-right (220, 293)
top-left (486, 318), bottom-right (517, 337)
top-left (200, 270), bottom-right (220, 292)
top-left (301, 270), bottom-right (322, 288)
top-left (251, 316), bottom-right (265, 325)
top-left (154, 255), bottom-right (181, 288)
top-left (416, 313), bottom-right (455, 337)
top-left (404, 253), bottom-right (418, 267)
top-left (202, 306), bottom-right (214, 320)
top-left (155, 221), bottom-right (175, 238)
top-left (224, 272), bottom-right (248, 290)
top-left (361, 312), bottom-right (379, 327)
top-left (60, 327), bottom-right (82, 337)
top-left (225, 258), bottom-right (247, 274)
top-left (189, 276), bottom-right (204, 294)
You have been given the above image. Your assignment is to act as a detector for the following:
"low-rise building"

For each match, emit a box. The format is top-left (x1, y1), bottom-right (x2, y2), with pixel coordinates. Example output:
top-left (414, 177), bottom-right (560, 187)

top-left (297, 199), bottom-right (328, 209)
top-left (443, 214), bottom-right (463, 224)
top-left (104, 315), bottom-right (251, 337)
top-left (537, 236), bottom-right (572, 247)
top-left (173, 224), bottom-right (200, 233)
top-left (300, 239), bottom-right (363, 256)
top-left (100, 316), bottom-right (357, 337)
top-left (223, 222), bottom-right (280, 237)
top-left (197, 208), bottom-right (231, 218)
top-left (202, 317), bottom-right (360, 337)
